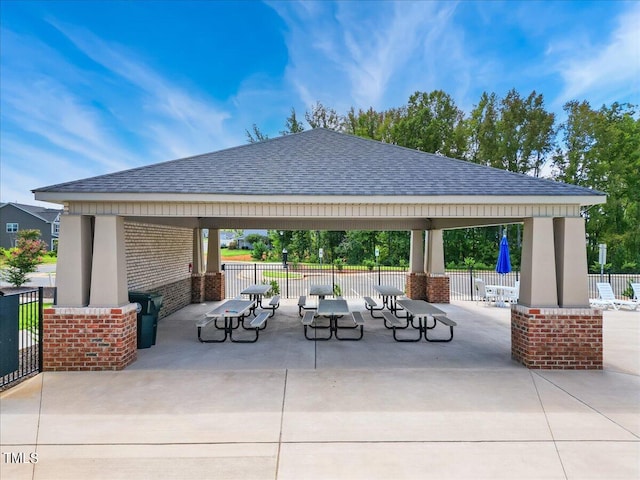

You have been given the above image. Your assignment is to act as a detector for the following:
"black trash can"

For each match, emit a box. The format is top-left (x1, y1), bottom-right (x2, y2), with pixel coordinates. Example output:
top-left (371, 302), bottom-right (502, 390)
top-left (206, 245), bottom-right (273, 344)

top-left (128, 291), bottom-right (163, 349)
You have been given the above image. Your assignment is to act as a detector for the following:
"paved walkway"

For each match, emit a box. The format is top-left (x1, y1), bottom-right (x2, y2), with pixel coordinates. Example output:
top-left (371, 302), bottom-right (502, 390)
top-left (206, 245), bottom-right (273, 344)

top-left (1, 300), bottom-right (638, 479)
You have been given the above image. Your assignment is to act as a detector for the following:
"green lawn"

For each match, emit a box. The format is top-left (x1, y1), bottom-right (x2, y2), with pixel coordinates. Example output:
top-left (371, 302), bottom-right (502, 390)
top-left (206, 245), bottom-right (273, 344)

top-left (19, 302), bottom-right (52, 333)
top-left (263, 271), bottom-right (303, 279)
top-left (220, 248), bottom-right (255, 260)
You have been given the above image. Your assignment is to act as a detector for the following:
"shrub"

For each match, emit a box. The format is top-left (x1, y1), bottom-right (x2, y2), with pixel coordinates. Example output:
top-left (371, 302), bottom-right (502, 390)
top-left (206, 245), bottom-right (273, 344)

top-left (1, 229), bottom-right (47, 287)
top-left (251, 241), bottom-right (269, 261)
top-left (363, 259), bottom-right (375, 271)
top-left (263, 280), bottom-right (280, 296)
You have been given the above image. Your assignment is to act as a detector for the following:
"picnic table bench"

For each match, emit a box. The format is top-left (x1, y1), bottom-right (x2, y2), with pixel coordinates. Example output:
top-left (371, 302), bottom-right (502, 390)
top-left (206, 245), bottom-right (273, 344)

top-left (263, 295), bottom-right (280, 317)
top-left (364, 296), bottom-right (385, 318)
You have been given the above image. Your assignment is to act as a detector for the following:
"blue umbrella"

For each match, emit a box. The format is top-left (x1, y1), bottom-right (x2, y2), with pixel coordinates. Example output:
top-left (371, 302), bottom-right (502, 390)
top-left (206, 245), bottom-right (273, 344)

top-left (496, 234), bottom-right (511, 275)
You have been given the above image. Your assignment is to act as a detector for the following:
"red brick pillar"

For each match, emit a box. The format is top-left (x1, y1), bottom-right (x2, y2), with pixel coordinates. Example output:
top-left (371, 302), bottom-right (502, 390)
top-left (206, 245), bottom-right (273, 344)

top-left (511, 306), bottom-right (603, 369)
top-left (204, 272), bottom-right (225, 301)
top-left (426, 275), bottom-right (450, 303)
top-left (406, 273), bottom-right (427, 300)
top-left (191, 274), bottom-right (205, 303)
top-left (43, 305), bottom-right (137, 371)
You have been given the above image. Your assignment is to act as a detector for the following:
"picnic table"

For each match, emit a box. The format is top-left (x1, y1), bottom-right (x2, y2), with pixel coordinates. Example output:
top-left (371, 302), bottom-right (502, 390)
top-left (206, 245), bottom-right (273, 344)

top-left (240, 284), bottom-right (280, 316)
top-left (309, 284), bottom-right (334, 299)
top-left (301, 299), bottom-right (364, 341)
top-left (241, 284), bottom-right (271, 306)
top-left (381, 299), bottom-right (456, 342)
top-left (196, 299), bottom-right (269, 343)
top-left (373, 284), bottom-right (405, 313)
top-left (299, 284), bottom-right (335, 317)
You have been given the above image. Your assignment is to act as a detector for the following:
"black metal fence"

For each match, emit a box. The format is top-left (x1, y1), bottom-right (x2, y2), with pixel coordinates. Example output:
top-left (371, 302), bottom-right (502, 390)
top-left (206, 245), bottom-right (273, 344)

top-left (223, 262), bottom-right (407, 299)
top-left (225, 263), bottom-right (640, 302)
top-left (587, 273), bottom-right (640, 300)
top-left (0, 287), bottom-right (43, 390)
top-left (448, 269), bottom-right (640, 301)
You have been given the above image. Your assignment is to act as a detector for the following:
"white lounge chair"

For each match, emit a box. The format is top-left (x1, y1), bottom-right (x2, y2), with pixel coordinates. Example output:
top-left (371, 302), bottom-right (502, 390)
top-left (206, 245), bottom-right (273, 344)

top-left (592, 282), bottom-right (639, 311)
top-left (631, 283), bottom-right (640, 302)
top-left (474, 278), bottom-right (497, 305)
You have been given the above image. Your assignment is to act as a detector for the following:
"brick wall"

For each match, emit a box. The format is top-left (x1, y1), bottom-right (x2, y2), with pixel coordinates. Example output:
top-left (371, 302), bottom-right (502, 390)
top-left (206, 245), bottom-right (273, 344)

top-left (405, 273), bottom-right (427, 300)
top-left (43, 305), bottom-right (137, 371)
top-left (192, 274), bottom-right (205, 303)
top-left (511, 305), bottom-right (603, 369)
top-left (426, 275), bottom-right (450, 303)
top-left (125, 222), bottom-right (193, 317)
top-left (205, 272), bottom-right (225, 301)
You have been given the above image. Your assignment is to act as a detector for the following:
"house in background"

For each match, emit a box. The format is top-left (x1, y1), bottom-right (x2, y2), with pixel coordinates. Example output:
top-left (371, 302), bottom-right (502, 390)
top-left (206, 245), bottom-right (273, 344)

top-left (236, 229), bottom-right (268, 249)
top-left (219, 231), bottom-right (235, 248)
top-left (217, 229), bottom-right (268, 249)
top-left (0, 202), bottom-right (62, 250)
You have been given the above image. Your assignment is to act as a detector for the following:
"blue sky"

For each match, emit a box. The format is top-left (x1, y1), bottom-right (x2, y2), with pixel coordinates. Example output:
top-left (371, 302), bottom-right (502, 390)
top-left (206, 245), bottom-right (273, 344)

top-left (1, 0), bottom-right (638, 206)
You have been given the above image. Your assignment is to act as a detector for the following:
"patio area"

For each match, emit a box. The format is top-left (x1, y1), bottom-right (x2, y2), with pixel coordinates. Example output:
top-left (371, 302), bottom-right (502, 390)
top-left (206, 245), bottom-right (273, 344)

top-left (132, 299), bottom-right (520, 371)
top-left (1, 301), bottom-right (638, 479)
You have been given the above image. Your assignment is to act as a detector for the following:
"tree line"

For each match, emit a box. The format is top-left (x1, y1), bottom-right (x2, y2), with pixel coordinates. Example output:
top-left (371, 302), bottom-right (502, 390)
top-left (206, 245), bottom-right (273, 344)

top-left (246, 89), bottom-right (639, 273)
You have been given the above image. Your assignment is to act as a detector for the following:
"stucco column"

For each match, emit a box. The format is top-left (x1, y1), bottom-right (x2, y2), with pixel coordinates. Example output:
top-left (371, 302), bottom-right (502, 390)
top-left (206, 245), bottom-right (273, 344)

top-left (191, 228), bottom-right (205, 303)
top-left (554, 217), bottom-right (589, 307)
top-left (512, 217), bottom-right (601, 369)
top-left (55, 215), bottom-right (93, 307)
top-left (206, 228), bottom-right (221, 273)
top-left (192, 228), bottom-right (204, 274)
top-left (89, 216), bottom-right (128, 307)
top-left (424, 229), bottom-right (449, 303)
top-left (426, 229), bottom-right (445, 274)
top-left (204, 228), bottom-right (224, 300)
top-left (519, 217), bottom-right (558, 307)
top-left (409, 230), bottom-right (425, 273)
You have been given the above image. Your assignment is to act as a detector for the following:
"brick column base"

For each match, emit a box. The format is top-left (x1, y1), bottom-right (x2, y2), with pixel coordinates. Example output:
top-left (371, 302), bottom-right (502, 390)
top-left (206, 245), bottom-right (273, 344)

top-left (511, 305), bottom-right (603, 369)
top-left (426, 275), bottom-right (450, 303)
top-left (43, 304), bottom-right (137, 371)
top-left (405, 273), bottom-right (427, 300)
top-left (191, 274), bottom-right (205, 303)
top-left (204, 272), bottom-right (225, 301)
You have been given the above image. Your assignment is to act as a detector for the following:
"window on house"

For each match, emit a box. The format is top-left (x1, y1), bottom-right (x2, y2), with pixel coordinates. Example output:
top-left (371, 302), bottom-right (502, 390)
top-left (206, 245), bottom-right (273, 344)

top-left (53, 222), bottom-right (60, 235)
top-left (6, 223), bottom-right (18, 233)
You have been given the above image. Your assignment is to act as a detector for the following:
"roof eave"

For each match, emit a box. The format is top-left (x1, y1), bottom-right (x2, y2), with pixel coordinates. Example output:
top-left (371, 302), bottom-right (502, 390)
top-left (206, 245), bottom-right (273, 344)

top-left (33, 191), bottom-right (607, 207)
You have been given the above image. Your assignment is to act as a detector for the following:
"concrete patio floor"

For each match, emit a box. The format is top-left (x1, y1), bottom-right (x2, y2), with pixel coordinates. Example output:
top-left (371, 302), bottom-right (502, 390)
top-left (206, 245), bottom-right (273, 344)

top-left (1, 299), bottom-right (638, 479)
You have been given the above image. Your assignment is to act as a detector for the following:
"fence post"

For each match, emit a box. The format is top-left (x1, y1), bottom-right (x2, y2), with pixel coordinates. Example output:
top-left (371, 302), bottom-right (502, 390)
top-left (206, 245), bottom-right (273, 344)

top-left (38, 287), bottom-right (43, 373)
top-left (378, 264), bottom-right (381, 285)
top-left (254, 263), bottom-right (257, 284)
top-left (332, 264), bottom-right (336, 292)
top-left (469, 267), bottom-right (474, 301)
top-left (286, 267), bottom-right (289, 298)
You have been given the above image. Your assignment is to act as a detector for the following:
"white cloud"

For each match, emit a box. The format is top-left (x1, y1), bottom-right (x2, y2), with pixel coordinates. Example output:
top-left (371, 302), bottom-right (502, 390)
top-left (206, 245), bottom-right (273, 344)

top-left (50, 21), bottom-right (236, 157)
top-left (269, 1), bottom-right (464, 111)
top-left (0, 22), bottom-right (247, 204)
top-left (2, 77), bottom-right (135, 172)
top-left (554, 3), bottom-right (640, 107)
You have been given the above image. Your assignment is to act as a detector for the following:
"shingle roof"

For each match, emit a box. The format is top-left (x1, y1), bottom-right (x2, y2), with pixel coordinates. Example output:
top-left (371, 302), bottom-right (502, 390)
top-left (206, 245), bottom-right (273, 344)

top-left (34, 128), bottom-right (602, 197)
top-left (1, 202), bottom-right (61, 223)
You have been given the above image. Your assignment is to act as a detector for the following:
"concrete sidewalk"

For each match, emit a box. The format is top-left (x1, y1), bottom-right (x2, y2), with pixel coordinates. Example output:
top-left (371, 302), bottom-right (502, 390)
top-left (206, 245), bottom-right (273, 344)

top-left (1, 300), bottom-right (638, 479)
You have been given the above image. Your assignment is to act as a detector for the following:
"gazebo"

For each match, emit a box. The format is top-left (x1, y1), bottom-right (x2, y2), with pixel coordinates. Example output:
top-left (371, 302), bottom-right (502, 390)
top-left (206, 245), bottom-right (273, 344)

top-left (34, 128), bottom-right (606, 370)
